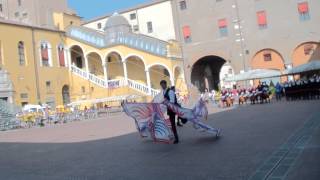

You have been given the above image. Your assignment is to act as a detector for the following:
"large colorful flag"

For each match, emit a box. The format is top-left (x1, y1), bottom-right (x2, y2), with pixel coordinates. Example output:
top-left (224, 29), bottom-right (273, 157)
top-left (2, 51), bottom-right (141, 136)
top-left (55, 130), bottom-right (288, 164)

top-left (163, 99), bottom-right (221, 135)
top-left (122, 102), bottom-right (174, 144)
top-left (123, 98), bottom-right (221, 144)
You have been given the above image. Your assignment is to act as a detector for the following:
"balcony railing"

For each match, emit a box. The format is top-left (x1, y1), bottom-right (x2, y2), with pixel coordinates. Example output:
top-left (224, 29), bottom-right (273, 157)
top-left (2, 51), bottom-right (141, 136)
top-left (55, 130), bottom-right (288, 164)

top-left (70, 65), bottom-right (160, 97)
top-left (88, 74), bottom-right (106, 87)
top-left (127, 79), bottom-right (149, 94)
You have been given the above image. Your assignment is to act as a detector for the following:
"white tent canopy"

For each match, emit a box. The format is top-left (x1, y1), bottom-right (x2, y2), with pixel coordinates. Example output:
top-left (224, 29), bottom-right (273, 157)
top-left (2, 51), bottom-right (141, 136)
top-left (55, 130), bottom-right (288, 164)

top-left (68, 95), bottom-right (141, 106)
top-left (224, 69), bottom-right (282, 82)
top-left (283, 60), bottom-right (320, 75)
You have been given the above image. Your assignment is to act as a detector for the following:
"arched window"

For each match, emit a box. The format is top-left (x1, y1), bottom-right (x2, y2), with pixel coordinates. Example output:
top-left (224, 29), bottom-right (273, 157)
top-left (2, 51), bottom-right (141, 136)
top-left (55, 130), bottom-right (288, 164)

top-left (58, 44), bottom-right (65, 67)
top-left (40, 42), bottom-right (50, 67)
top-left (18, 41), bottom-right (25, 66)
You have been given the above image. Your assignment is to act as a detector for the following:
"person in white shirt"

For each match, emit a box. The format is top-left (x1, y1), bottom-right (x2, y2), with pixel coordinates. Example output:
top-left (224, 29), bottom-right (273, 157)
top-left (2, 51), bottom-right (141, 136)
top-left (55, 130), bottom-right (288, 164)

top-left (210, 90), bottom-right (216, 104)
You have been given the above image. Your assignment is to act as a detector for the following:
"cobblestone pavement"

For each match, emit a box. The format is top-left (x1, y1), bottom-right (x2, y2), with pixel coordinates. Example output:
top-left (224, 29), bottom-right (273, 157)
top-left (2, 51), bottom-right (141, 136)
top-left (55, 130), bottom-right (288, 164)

top-left (0, 100), bottom-right (319, 180)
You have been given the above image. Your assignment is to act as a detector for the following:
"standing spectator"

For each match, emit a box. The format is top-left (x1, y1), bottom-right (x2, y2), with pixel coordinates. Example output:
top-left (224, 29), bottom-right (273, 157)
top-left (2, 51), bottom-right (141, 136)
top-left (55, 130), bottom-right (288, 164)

top-left (275, 82), bottom-right (283, 101)
top-left (44, 107), bottom-right (50, 124)
top-left (269, 83), bottom-right (276, 97)
top-left (232, 87), bottom-right (238, 98)
top-left (210, 90), bottom-right (216, 105)
top-left (201, 88), bottom-right (210, 103)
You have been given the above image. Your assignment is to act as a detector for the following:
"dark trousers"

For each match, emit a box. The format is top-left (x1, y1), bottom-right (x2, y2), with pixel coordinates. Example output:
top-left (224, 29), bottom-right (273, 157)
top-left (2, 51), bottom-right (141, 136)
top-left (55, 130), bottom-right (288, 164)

top-left (168, 111), bottom-right (179, 141)
top-left (276, 93), bottom-right (282, 101)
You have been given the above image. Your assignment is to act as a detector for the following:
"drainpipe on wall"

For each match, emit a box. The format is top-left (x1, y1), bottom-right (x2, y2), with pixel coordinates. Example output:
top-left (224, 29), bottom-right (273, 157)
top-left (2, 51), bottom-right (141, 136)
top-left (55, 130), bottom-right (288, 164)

top-left (172, 0), bottom-right (189, 90)
top-left (233, 0), bottom-right (249, 88)
top-left (31, 27), bottom-right (41, 104)
top-left (234, 0), bottom-right (247, 72)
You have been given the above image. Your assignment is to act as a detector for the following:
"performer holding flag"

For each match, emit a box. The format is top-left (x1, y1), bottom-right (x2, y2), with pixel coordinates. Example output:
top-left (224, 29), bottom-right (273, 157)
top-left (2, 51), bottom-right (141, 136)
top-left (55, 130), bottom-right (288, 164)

top-left (160, 80), bottom-right (179, 144)
top-left (122, 80), bottom-right (221, 144)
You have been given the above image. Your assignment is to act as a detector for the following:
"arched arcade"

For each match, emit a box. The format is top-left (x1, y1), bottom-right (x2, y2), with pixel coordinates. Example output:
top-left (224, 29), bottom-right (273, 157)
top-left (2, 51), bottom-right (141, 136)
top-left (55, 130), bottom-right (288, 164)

top-left (191, 56), bottom-right (226, 92)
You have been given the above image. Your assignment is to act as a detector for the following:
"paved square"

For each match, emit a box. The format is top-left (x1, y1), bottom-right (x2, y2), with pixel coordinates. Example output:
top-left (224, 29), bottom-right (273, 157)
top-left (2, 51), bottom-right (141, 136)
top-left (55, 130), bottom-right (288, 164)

top-left (0, 101), bottom-right (319, 180)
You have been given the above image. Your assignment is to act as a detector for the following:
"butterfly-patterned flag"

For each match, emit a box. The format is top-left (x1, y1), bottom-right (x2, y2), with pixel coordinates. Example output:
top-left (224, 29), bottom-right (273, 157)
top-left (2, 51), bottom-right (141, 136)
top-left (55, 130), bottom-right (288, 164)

top-left (122, 102), bottom-right (174, 144)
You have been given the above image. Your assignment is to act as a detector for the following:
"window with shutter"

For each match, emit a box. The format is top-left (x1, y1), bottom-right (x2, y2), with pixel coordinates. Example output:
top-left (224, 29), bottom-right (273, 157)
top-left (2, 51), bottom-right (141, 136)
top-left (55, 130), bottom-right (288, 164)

top-left (298, 2), bottom-right (310, 21)
top-left (58, 45), bottom-right (65, 67)
top-left (218, 19), bottom-right (228, 37)
top-left (182, 26), bottom-right (191, 43)
top-left (257, 11), bottom-right (267, 29)
top-left (41, 43), bottom-right (49, 67)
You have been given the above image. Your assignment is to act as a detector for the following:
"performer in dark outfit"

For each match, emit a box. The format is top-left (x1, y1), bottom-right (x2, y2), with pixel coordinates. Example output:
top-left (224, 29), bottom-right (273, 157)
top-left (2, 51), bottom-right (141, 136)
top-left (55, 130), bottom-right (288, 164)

top-left (160, 80), bottom-right (179, 144)
top-left (170, 86), bottom-right (183, 127)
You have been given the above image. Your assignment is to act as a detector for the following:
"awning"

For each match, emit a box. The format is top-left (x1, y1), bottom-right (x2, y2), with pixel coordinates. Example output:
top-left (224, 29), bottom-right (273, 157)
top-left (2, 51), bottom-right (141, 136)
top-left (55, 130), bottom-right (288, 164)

top-left (68, 95), bottom-right (142, 106)
top-left (224, 69), bottom-right (282, 82)
top-left (283, 60), bottom-right (320, 75)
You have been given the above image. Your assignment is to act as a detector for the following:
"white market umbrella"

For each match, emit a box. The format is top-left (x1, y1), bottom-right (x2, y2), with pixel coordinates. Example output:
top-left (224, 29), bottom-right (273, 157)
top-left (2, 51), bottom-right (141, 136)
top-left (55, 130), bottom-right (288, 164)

top-left (68, 95), bottom-right (141, 106)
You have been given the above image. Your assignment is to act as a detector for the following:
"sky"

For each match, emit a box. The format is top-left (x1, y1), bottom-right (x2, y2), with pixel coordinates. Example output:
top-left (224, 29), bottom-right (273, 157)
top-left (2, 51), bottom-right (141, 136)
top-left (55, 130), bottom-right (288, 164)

top-left (67, 0), bottom-right (151, 21)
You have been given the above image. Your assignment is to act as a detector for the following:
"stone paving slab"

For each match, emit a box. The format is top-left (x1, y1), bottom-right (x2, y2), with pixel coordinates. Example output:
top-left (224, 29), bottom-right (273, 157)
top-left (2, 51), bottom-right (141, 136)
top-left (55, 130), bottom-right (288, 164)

top-left (248, 109), bottom-right (320, 180)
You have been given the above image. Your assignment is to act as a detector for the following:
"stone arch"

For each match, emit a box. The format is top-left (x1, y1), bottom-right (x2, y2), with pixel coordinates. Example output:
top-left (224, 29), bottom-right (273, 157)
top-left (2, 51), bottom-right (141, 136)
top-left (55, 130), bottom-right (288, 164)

top-left (105, 51), bottom-right (124, 80)
top-left (191, 55), bottom-right (226, 92)
top-left (85, 51), bottom-right (104, 61)
top-left (148, 63), bottom-right (173, 89)
top-left (69, 45), bottom-right (85, 69)
top-left (251, 48), bottom-right (285, 70)
top-left (292, 41), bottom-right (320, 67)
top-left (251, 49), bottom-right (285, 84)
top-left (104, 49), bottom-right (124, 62)
top-left (125, 55), bottom-right (147, 84)
top-left (123, 54), bottom-right (147, 67)
top-left (86, 52), bottom-right (103, 77)
top-left (68, 43), bottom-right (86, 54)
top-left (147, 63), bottom-right (173, 77)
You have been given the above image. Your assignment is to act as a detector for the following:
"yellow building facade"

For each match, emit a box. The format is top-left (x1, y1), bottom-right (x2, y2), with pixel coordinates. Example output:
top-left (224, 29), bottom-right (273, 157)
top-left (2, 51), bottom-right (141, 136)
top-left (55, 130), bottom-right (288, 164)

top-left (0, 13), bottom-right (186, 108)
